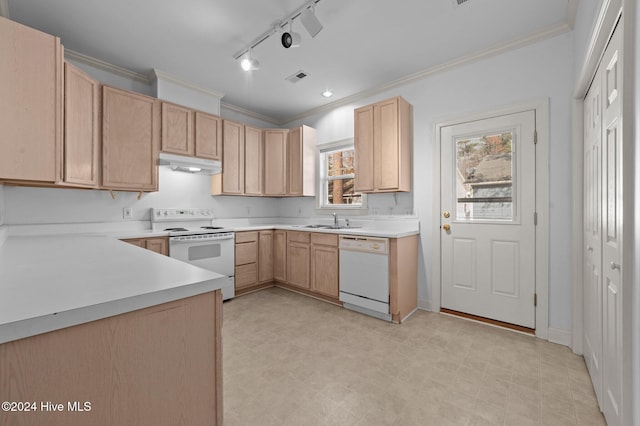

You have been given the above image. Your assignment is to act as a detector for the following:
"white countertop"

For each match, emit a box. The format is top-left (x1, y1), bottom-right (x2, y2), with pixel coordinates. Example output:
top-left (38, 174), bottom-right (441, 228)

top-left (228, 224), bottom-right (419, 238)
top-left (0, 234), bottom-right (226, 344)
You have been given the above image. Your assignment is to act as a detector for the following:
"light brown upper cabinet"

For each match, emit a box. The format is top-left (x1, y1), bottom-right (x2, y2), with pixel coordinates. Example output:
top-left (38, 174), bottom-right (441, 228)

top-left (194, 111), bottom-right (222, 160)
top-left (354, 96), bottom-right (412, 193)
top-left (161, 102), bottom-right (194, 156)
top-left (102, 86), bottom-right (160, 192)
top-left (288, 125), bottom-right (316, 196)
top-left (63, 62), bottom-right (101, 188)
top-left (216, 120), bottom-right (245, 195)
top-left (0, 16), bottom-right (63, 183)
top-left (264, 129), bottom-right (289, 196)
top-left (160, 102), bottom-right (223, 162)
top-left (244, 125), bottom-right (263, 196)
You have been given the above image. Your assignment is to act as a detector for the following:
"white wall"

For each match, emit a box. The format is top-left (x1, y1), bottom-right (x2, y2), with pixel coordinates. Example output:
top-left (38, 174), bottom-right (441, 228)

top-left (283, 33), bottom-right (575, 332)
top-left (66, 58), bottom-right (154, 97)
top-left (0, 184), bottom-right (4, 225)
top-left (3, 169), bottom-right (279, 224)
top-left (631, 0), bottom-right (639, 422)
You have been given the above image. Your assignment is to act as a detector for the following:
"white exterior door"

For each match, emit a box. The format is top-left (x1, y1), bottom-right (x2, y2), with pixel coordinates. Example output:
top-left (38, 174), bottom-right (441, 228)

top-left (440, 110), bottom-right (536, 329)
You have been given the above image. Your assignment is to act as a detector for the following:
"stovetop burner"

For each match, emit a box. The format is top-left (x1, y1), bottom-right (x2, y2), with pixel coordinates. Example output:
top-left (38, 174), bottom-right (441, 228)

top-left (164, 227), bottom-right (189, 232)
top-left (201, 226), bottom-right (224, 230)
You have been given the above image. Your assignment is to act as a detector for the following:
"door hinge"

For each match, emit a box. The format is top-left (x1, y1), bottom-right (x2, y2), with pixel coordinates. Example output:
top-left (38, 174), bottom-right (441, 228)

top-left (534, 293), bottom-right (538, 306)
top-left (534, 212), bottom-right (538, 226)
top-left (534, 130), bottom-right (538, 144)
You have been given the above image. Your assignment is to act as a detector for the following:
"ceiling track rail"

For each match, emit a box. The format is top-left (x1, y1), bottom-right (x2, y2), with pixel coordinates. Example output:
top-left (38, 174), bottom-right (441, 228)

top-left (232, 0), bottom-right (321, 60)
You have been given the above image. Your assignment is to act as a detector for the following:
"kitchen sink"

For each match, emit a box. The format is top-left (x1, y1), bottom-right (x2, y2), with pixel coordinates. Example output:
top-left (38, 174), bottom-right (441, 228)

top-left (303, 224), bottom-right (361, 230)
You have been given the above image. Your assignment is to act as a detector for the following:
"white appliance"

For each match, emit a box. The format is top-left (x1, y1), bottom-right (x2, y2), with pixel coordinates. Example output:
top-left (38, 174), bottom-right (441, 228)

top-left (338, 235), bottom-right (391, 321)
top-left (151, 208), bottom-right (234, 300)
top-left (158, 152), bottom-right (222, 175)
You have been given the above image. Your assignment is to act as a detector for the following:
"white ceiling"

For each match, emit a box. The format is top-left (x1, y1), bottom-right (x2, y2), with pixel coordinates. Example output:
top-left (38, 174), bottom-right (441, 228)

top-left (5, 0), bottom-right (574, 124)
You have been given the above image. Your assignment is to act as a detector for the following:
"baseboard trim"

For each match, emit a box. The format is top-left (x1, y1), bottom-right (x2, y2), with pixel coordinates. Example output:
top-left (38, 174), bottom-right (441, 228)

top-left (548, 327), bottom-right (572, 347)
top-left (418, 299), bottom-right (433, 311)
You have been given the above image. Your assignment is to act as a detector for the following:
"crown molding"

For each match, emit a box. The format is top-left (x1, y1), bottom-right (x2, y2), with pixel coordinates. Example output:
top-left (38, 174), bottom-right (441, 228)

top-left (151, 69), bottom-right (225, 99)
top-left (0, 0), bottom-right (10, 18)
top-left (65, 49), bottom-right (151, 83)
top-left (280, 21), bottom-right (572, 125)
top-left (220, 102), bottom-right (281, 126)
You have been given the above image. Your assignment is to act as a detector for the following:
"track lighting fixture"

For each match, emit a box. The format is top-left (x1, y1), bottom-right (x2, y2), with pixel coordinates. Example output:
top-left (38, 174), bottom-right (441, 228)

top-left (281, 21), bottom-right (301, 49)
top-left (233, 0), bottom-right (322, 72)
top-left (240, 49), bottom-right (259, 71)
top-left (300, 4), bottom-right (323, 38)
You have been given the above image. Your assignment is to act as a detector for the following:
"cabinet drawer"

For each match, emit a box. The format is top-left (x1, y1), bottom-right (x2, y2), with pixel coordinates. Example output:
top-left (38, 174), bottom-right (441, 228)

top-left (235, 231), bottom-right (258, 243)
top-left (235, 241), bottom-right (257, 265)
top-left (287, 231), bottom-right (310, 243)
top-left (311, 233), bottom-right (338, 246)
top-left (235, 263), bottom-right (258, 289)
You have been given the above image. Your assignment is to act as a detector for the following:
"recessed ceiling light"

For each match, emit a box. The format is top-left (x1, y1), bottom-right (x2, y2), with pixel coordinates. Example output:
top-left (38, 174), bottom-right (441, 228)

top-left (321, 89), bottom-right (333, 98)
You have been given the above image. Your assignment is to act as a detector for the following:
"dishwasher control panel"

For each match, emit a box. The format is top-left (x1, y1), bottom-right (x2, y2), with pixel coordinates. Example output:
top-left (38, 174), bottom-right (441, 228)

top-left (339, 235), bottom-right (389, 254)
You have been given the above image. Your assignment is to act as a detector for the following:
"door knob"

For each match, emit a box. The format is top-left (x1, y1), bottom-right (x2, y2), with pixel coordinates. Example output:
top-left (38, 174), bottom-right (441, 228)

top-left (442, 224), bottom-right (451, 232)
top-left (443, 211), bottom-right (451, 219)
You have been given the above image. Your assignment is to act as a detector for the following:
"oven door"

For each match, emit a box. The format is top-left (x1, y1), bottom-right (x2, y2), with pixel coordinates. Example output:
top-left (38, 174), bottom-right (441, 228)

top-left (169, 235), bottom-right (235, 300)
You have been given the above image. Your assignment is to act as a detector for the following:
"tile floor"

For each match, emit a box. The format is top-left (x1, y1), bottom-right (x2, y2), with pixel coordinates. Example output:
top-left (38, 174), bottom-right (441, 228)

top-left (222, 288), bottom-right (606, 426)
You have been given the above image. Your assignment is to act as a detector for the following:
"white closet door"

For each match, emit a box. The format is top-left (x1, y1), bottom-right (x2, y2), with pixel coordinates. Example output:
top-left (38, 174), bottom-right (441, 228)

top-left (583, 63), bottom-right (603, 406)
top-left (600, 23), bottom-right (623, 426)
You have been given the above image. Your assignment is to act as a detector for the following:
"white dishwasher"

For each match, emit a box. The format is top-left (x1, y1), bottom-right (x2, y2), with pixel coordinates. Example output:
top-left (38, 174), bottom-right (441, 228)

top-left (339, 235), bottom-right (391, 321)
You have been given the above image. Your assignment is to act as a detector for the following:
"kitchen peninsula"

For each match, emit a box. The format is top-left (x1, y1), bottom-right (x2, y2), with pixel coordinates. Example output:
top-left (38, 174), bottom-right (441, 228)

top-left (0, 233), bottom-right (225, 425)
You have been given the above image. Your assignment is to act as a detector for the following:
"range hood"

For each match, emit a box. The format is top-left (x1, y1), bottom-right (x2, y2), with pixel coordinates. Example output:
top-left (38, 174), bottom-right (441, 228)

top-left (158, 153), bottom-right (222, 175)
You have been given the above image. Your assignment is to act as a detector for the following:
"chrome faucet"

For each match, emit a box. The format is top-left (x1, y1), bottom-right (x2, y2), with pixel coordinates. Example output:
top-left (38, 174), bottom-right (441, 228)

top-left (333, 212), bottom-right (339, 227)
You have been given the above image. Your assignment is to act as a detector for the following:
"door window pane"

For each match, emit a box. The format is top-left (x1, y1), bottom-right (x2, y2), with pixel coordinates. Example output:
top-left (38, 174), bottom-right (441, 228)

top-left (456, 132), bottom-right (514, 220)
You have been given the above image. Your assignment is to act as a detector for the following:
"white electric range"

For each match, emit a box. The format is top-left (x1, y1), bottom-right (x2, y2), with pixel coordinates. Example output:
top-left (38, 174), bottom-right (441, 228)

top-left (151, 208), bottom-right (235, 300)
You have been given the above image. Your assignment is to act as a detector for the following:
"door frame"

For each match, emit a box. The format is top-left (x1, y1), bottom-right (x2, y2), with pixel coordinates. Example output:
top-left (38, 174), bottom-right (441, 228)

top-left (432, 99), bottom-right (550, 340)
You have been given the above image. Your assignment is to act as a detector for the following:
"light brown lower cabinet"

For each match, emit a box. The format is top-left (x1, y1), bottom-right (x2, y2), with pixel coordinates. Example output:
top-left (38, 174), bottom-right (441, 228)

top-left (0, 291), bottom-right (223, 426)
top-left (235, 231), bottom-right (258, 291)
top-left (273, 230), bottom-right (287, 282)
top-left (259, 230), bottom-right (274, 283)
top-left (286, 232), bottom-right (311, 290)
top-left (310, 233), bottom-right (339, 298)
top-left (121, 237), bottom-right (168, 256)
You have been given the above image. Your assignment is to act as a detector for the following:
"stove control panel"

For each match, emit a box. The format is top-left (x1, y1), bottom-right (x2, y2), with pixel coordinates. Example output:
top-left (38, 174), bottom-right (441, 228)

top-left (151, 208), bottom-right (214, 222)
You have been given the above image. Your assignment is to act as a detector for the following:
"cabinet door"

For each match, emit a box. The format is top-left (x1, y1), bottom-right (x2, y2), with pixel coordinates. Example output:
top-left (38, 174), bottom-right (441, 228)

top-left (145, 237), bottom-right (168, 256)
top-left (235, 241), bottom-right (258, 266)
top-left (274, 230), bottom-right (287, 282)
top-left (194, 111), bottom-right (222, 160)
top-left (287, 241), bottom-right (310, 289)
top-left (354, 105), bottom-right (374, 192)
top-left (236, 263), bottom-right (258, 289)
top-left (102, 86), bottom-right (159, 191)
top-left (288, 127), bottom-right (303, 196)
top-left (221, 120), bottom-right (244, 194)
top-left (161, 102), bottom-right (194, 156)
top-left (63, 62), bottom-right (100, 187)
top-left (263, 129), bottom-right (288, 196)
top-left (122, 238), bottom-right (146, 248)
top-left (375, 98), bottom-right (400, 190)
top-left (244, 125), bottom-right (263, 195)
top-left (0, 17), bottom-right (63, 182)
top-left (259, 231), bottom-right (274, 283)
top-left (311, 244), bottom-right (339, 298)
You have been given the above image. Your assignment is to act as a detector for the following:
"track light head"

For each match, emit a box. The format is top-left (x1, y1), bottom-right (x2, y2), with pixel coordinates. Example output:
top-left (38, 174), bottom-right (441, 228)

top-left (240, 50), bottom-right (259, 71)
top-left (281, 21), bottom-right (301, 48)
top-left (300, 5), bottom-right (322, 38)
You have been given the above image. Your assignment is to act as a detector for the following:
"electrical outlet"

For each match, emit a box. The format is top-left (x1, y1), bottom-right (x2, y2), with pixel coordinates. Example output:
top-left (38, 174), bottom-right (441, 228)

top-left (123, 208), bottom-right (133, 220)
